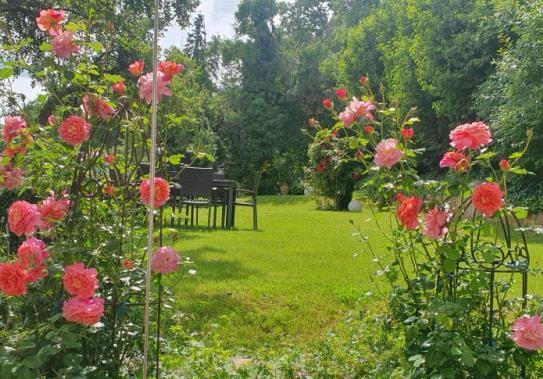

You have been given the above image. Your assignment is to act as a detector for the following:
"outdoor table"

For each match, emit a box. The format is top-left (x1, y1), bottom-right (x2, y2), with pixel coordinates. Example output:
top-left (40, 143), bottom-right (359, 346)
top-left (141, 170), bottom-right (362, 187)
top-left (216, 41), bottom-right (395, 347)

top-left (212, 179), bottom-right (236, 228)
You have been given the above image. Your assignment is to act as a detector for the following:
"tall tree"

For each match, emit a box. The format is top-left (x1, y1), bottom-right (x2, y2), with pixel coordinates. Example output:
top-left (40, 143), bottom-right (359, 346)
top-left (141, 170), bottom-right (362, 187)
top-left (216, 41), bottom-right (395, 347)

top-left (185, 13), bottom-right (207, 65)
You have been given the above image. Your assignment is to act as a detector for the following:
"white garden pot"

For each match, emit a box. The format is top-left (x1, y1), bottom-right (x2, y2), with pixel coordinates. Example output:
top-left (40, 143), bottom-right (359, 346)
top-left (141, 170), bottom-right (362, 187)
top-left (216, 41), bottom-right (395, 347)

top-left (348, 199), bottom-right (362, 212)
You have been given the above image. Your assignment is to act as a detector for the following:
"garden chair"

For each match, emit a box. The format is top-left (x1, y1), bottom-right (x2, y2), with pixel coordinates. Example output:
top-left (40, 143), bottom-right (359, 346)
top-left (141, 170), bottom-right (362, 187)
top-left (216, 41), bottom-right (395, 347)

top-left (234, 170), bottom-right (261, 230)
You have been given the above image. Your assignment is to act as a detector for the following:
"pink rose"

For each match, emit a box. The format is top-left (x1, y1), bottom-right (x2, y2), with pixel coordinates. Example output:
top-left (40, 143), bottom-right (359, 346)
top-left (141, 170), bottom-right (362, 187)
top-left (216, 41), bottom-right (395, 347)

top-left (0, 165), bottom-right (24, 190)
top-left (137, 72), bottom-right (173, 104)
top-left (439, 151), bottom-right (469, 172)
top-left (0, 262), bottom-right (28, 296)
top-left (48, 115), bottom-right (57, 126)
top-left (17, 237), bottom-right (48, 282)
top-left (82, 94), bottom-right (115, 120)
top-left (423, 208), bottom-right (450, 240)
top-left (512, 315), bottom-right (543, 351)
top-left (374, 139), bottom-right (404, 169)
top-left (472, 182), bottom-right (504, 217)
top-left (129, 60), bottom-right (144, 76)
top-left (36, 9), bottom-right (65, 36)
top-left (335, 88), bottom-right (347, 101)
top-left (63, 262), bottom-right (98, 299)
top-left (449, 121), bottom-right (492, 150)
top-left (338, 109), bottom-right (356, 127)
top-left (52, 30), bottom-right (80, 59)
top-left (112, 81), bottom-right (127, 95)
top-left (322, 98), bottom-right (332, 109)
top-left (139, 177), bottom-right (170, 208)
top-left (8, 200), bottom-right (40, 236)
top-left (151, 246), bottom-right (180, 274)
top-left (396, 194), bottom-right (422, 230)
top-left (348, 97), bottom-right (375, 119)
top-left (59, 115), bottom-right (91, 145)
top-left (2, 116), bottom-right (27, 143)
top-left (38, 194), bottom-right (70, 230)
top-left (158, 61), bottom-right (184, 80)
top-left (63, 297), bottom-right (104, 325)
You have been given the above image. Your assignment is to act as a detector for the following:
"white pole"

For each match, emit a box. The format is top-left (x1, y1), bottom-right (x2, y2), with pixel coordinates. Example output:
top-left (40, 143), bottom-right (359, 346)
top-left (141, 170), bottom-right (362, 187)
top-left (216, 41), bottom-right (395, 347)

top-left (143, 0), bottom-right (160, 376)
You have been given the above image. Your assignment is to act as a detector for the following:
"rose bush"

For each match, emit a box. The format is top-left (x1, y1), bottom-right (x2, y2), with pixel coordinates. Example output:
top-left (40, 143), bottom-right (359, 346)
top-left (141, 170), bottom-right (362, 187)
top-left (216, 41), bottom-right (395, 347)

top-left (0, 7), bottom-right (186, 378)
top-left (309, 77), bottom-right (541, 377)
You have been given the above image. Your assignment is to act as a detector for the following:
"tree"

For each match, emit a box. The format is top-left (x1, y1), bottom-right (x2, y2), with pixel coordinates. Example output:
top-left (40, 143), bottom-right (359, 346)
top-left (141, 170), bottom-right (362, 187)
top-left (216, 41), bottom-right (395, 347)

top-left (185, 13), bottom-right (207, 65)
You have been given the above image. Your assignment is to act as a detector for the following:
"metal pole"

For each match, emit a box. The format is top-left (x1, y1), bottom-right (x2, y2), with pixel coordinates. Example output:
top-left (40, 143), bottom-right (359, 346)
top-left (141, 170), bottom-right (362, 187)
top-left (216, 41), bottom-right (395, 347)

top-left (142, 0), bottom-right (160, 376)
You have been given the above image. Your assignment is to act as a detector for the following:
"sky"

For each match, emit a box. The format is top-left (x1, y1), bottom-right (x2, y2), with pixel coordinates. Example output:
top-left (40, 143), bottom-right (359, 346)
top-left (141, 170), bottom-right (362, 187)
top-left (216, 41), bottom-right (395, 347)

top-left (12, 0), bottom-right (245, 99)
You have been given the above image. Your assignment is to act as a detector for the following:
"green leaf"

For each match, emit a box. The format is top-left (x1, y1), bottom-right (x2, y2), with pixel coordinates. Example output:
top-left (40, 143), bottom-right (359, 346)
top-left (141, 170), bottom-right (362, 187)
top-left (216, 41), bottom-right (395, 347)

top-left (168, 154), bottom-right (184, 165)
top-left (22, 355), bottom-right (42, 369)
top-left (39, 42), bottom-right (52, 52)
top-left (512, 207), bottom-right (528, 220)
top-left (509, 151), bottom-right (523, 159)
top-left (0, 66), bottom-right (14, 79)
top-left (476, 152), bottom-right (497, 160)
top-left (87, 41), bottom-right (104, 53)
top-left (508, 167), bottom-right (533, 175)
top-left (103, 74), bottom-right (124, 83)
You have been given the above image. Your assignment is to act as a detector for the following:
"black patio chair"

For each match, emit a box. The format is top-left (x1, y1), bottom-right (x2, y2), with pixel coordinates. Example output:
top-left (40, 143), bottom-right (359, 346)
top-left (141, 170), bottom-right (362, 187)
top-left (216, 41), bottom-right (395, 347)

top-left (234, 171), bottom-right (261, 230)
top-left (169, 166), bottom-right (214, 227)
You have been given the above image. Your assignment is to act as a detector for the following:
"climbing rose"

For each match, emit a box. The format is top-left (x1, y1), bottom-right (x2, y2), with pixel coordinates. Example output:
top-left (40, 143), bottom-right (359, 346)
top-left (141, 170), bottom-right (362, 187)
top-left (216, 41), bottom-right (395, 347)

top-left (3, 145), bottom-right (27, 159)
top-left (59, 115), bottom-right (91, 145)
top-left (104, 154), bottom-right (116, 164)
top-left (63, 297), bottom-right (104, 325)
top-left (396, 194), bottom-right (422, 230)
top-left (401, 128), bottom-right (415, 140)
top-left (122, 259), bottom-right (133, 270)
top-left (423, 208), bottom-right (450, 240)
top-left (137, 72), bottom-right (173, 104)
top-left (472, 182), bottom-right (504, 217)
top-left (103, 184), bottom-right (115, 196)
top-left (338, 109), bottom-right (355, 127)
top-left (17, 237), bottom-right (48, 282)
top-left (322, 98), bottom-right (332, 109)
top-left (52, 30), bottom-right (80, 59)
top-left (128, 60), bottom-right (145, 76)
top-left (336, 88), bottom-right (347, 101)
top-left (36, 9), bottom-right (65, 36)
top-left (139, 177), bottom-right (170, 208)
top-left (499, 159), bottom-right (510, 171)
top-left (374, 139), bottom-right (404, 169)
top-left (82, 94), bottom-right (115, 120)
top-left (0, 262), bottom-right (28, 296)
top-left (2, 116), bottom-right (27, 143)
top-left (0, 165), bottom-right (24, 190)
top-left (63, 262), bottom-right (98, 299)
top-left (363, 125), bottom-right (374, 134)
top-left (151, 247), bottom-right (180, 274)
top-left (112, 81), bottom-right (126, 95)
top-left (38, 194), bottom-right (70, 230)
top-left (8, 200), bottom-right (40, 236)
top-left (348, 97), bottom-right (375, 119)
top-left (511, 315), bottom-right (543, 351)
top-left (439, 151), bottom-right (469, 172)
top-left (48, 115), bottom-right (56, 126)
top-left (449, 121), bottom-right (492, 150)
top-left (158, 61), bottom-right (184, 80)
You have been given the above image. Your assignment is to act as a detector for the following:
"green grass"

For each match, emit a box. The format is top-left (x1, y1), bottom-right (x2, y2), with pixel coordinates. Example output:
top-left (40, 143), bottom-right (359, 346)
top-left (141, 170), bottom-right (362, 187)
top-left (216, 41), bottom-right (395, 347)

top-left (165, 195), bottom-right (543, 352)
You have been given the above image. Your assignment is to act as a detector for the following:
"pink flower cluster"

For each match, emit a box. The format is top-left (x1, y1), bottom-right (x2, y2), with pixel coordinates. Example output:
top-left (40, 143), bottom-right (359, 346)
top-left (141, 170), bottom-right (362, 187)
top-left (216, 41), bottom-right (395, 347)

top-left (62, 262), bottom-right (104, 326)
top-left (151, 246), bottom-right (180, 274)
top-left (38, 193), bottom-right (71, 230)
top-left (338, 97), bottom-right (375, 127)
top-left (8, 195), bottom-right (69, 236)
top-left (374, 139), bottom-right (404, 169)
top-left (59, 115), bottom-right (91, 145)
top-left (129, 59), bottom-right (184, 105)
top-left (36, 9), bottom-right (80, 59)
top-left (82, 94), bottom-right (115, 120)
top-left (511, 315), bottom-right (543, 351)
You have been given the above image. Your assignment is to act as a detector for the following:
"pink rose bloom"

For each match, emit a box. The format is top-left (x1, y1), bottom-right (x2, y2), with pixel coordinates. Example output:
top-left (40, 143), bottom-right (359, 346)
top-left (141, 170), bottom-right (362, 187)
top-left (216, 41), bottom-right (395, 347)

top-left (59, 115), bottom-right (91, 145)
top-left (48, 115), bottom-right (57, 126)
top-left (17, 237), bottom-right (48, 282)
top-left (82, 94), bottom-right (115, 120)
top-left (439, 151), bottom-right (469, 172)
top-left (472, 182), bottom-right (504, 217)
top-left (158, 61), bottom-right (184, 80)
top-left (112, 81), bottom-right (127, 95)
top-left (151, 246), bottom-right (180, 274)
top-left (396, 194), bottom-right (422, 230)
top-left (374, 139), bottom-right (404, 169)
top-left (0, 165), bottom-right (24, 190)
top-left (139, 177), bottom-right (170, 208)
top-left (423, 208), bottom-right (450, 240)
top-left (0, 262), bottom-right (28, 296)
top-left (63, 297), bottom-right (104, 325)
top-left (38, 194), bottom-right (70, 230)
top-left (36, 9), bottom-right (65, 36)
top-left (449, 121), bottom-right (492, 150)
top-left (8, 200), bottom-right (40, 236)
top-left (137, 72), bottom-right (173, 105)
top-left (512, 315), bottom-right (543, 351)
top-left (348, 97), bottom-right (375, 119)
top-left (2, 116), bottom-right (27, 143)
top-left (63, 262), bottom-right (98, 298)
top-left (52, 30), bottom-right (80, 59)
top-left (129, 60), bottom-right (145, 76)
top-left (338, 109), bottom-right (356, 127)
top-left (336, 88), bottom-right (347, 101)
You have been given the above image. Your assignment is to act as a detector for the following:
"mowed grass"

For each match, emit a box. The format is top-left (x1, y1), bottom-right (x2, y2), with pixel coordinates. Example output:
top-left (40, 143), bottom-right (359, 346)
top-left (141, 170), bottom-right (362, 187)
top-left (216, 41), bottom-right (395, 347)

top-left (166, 195), bottom-right (543, 351)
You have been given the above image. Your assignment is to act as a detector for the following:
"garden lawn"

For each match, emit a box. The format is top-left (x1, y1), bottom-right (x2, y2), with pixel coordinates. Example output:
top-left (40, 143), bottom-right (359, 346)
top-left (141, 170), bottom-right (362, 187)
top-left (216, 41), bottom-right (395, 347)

top-left (167, 195), bottom-right (543, 351)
